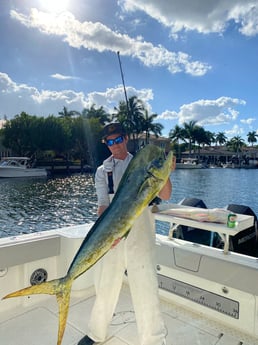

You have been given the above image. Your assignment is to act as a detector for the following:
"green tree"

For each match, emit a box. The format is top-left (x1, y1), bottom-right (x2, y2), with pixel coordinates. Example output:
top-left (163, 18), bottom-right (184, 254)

top-left (247, 131), bottom-right (258, 146)
top-left (2, 113), bottom-right (73, 158)
top-left (2, 112), bottom-right (40, 156)
top-left (113, 96), bottom-right (144, 137)
top-left (113, 96), bottom-right (145, 152)
top-left (216, 132), bottom-right (227, 146)
top-left (39, 116), bottom-right (72, 157)
top-left (58, 106), bottom-right (80, 118)
top-left (141, 110), bottom-right (163, 144)
top-left (182, 120), bottom-right (198, 156)
top-left (227, 136), bottom-right (246, 155)
top-left (169, 125), bottom-right (185, 159)
top-left (81, 105), bottom-right (110, 125)
top-left (202, 130), bottom-right (216, 146)
top-left (193, 126), bottom-right (211, 155)
top-left (70, 116), bottom-right (105, 169)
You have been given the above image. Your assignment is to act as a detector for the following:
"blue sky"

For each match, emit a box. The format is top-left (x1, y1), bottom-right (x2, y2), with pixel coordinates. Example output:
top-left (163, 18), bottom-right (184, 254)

top-left (0, 0), bottom-right (258, 142)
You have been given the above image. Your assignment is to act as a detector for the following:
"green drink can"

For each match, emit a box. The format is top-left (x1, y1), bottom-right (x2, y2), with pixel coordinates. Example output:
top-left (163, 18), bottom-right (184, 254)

top-left (227, 213), bottom-right (237, 228)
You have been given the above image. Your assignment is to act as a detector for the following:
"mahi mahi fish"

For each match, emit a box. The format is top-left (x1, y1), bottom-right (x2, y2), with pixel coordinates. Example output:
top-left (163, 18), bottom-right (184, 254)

top-left (3, 144), bottom-right (173, 345)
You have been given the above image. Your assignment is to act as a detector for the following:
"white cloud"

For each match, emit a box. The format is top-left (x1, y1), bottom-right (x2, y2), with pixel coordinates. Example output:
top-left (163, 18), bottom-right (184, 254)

top-left (121, 0), bottom-right (258, 37)
top-left (225, 124), bottom-right (245, 138)
top-left (157, 97), bottom-right (246, 126)
top-left (0, 74), bottom-right (253, 139)
top-left (156, 109), bottom-right (178, 120)
top-left (0, 72), bottom-right (87, 116)
top-left (240, 117), bottom-right (256, 125)
top-left (51, 73), bottom-right (79, 80)
top-left (10, 8), bottom-right (211, 77)
top-left (0, 72), bottom-right (153, 118)
top-left (87, 85), bottom-right (153, 111)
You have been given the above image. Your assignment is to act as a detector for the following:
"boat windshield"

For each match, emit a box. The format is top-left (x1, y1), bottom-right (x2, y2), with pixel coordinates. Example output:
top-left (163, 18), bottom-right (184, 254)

top-left (0, 158), bottom-right (29, 167)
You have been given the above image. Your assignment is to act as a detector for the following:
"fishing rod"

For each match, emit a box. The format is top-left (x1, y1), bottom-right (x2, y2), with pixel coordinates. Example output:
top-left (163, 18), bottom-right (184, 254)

top-left (117, 51), bottom-right (138, 152)
top-left (117, 51), bottom-right (130, 119)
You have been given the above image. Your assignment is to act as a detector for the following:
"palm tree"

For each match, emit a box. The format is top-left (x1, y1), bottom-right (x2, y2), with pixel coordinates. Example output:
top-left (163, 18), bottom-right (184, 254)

top-left (169, 125), bottom-right (185, 160)
top-left (81, 105), bottom-right (110, 125)
top-left (141, 110), bottom-right (163, 144)
top-left (216, 132), bottom-right (227, 146)
top-left (113, 96), bottom-right (145, 151)
top-left (58, 106), bottom-right (80, 118)
top-left (127, 96), bottom-right (145, 137)
top-left (247, 131), bottom-right (258, 146)
top-left (193, 127), bottom-right (212, 155)
top-left (227, 136), bottom-right (246, 160)
top-left (204, 131), bottom-right (216, 146)
top-left (115, 96), bottom-right (145, 136)
top-left (182, 120), bottom-right (198, 156)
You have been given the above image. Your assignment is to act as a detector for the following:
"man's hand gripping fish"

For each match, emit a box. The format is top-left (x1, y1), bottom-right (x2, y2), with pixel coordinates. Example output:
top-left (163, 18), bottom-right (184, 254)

top-left (2, 144), bottom-right (173, 345)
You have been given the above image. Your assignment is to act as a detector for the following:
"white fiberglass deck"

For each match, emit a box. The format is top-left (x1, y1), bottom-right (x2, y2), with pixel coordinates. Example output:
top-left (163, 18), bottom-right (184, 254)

top-left (0, 210), bottom-right (257, 345)
top-left (1, 283), bottom-right (257, 345)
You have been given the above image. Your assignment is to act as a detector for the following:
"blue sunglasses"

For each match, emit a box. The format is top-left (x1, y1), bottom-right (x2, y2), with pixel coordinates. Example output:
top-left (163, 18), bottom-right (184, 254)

top-left (106, 135), bottom-right (124, 146)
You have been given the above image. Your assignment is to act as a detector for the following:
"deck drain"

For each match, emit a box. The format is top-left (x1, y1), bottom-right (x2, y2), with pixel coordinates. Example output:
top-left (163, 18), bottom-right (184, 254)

top-left (30, 268), bottom-right (48, 285)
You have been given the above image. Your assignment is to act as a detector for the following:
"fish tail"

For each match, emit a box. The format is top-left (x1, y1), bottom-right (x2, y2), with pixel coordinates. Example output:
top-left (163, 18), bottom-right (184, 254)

top-left (56, 279), bottom-right (72, 345)
top-left (3, 276), bottom-right (73, 345)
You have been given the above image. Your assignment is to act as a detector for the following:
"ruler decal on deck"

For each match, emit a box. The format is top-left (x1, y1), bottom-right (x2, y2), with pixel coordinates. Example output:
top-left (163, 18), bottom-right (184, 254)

top-left (158, 274), bottom-right (239, 319)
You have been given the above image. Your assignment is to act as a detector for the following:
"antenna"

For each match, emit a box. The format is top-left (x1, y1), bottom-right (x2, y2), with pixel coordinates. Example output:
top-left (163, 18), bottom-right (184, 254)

top-left (117, 51), bottom-right (130, 117)
top-left (117, 52), bottom-right (137, 152)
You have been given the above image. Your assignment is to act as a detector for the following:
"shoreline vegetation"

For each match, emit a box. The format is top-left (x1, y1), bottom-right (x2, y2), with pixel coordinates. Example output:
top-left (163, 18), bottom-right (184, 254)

top-left (0, 98), bottom-right (257, 172)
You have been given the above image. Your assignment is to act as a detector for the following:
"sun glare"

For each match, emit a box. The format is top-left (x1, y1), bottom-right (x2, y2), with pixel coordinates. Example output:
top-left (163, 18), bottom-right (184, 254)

top-left (40, 0), bottom-right (70, 13)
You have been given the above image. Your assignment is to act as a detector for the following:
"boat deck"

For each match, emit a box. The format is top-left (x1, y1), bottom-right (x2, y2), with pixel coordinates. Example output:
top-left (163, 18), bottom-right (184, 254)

top-left (1, 212), bottom-right (258, 345)
top-left (1, 283), bottom-right (257, 345)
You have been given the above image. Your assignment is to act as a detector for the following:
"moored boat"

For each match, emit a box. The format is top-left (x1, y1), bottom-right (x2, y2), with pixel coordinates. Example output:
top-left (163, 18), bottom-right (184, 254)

top-left (1, 201), bottom-right (258, 345)
top-left (176, 158), bottom-right (205, 169)
top-left (0, 157), bottom-right (48, 178)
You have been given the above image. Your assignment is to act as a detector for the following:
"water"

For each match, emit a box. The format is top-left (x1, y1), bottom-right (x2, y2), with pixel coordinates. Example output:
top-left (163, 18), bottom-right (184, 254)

top-left (0, 174), bottom-right (98, 238)
top-left (0, 169), bottom-right (257, 238)
top-left (170, 168), bottom-right (258, 213)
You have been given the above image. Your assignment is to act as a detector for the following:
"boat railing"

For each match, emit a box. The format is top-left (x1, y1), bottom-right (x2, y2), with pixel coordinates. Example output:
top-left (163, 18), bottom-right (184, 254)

top-left (153, 203), bottom-right (254, 254)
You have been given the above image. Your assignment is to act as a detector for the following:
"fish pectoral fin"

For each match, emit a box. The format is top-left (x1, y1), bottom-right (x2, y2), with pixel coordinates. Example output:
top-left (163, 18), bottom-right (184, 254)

top-left (137, 179), bottom-right (150, 195)
top-left (111, 237), bottom-right (122, 248)
top-left (111, 229), bottom-right (131, 248)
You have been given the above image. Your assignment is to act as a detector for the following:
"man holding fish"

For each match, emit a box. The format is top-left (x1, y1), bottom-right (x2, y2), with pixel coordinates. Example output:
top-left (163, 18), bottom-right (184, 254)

top-left (78, 122), bottom-right (176, 345)
top-left (4, 123), bottom-right (175, 345)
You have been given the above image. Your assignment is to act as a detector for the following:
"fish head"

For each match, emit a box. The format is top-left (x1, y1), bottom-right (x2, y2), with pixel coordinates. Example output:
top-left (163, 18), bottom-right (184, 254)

top-left (114, 144), bottom-right (173, 207)
top-left (146, 149), bottom-right (173, 184)
top-left (132, 145), bottom-right (173, 204)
